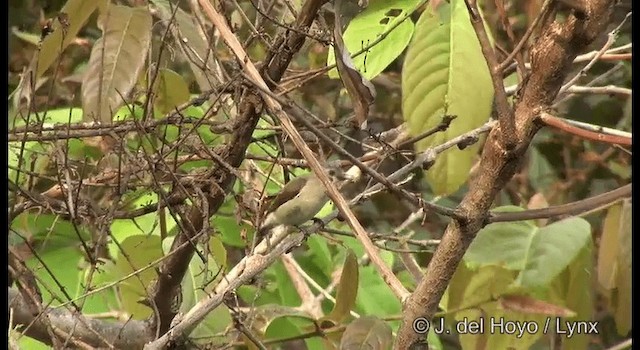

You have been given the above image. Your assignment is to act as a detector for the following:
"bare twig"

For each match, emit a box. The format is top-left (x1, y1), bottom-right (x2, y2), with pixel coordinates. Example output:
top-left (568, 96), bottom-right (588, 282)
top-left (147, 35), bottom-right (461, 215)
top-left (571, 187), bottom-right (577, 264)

top-left (540, 112), bottom-right (632, 146)
top-left (490, 183), bottom-right (630, 223)
top-left (558, 12), bottom-right (631, 95)
top-left (464, 0), bottom-right (516, 149)
top-left (199, 0), bottom-right (408, 302)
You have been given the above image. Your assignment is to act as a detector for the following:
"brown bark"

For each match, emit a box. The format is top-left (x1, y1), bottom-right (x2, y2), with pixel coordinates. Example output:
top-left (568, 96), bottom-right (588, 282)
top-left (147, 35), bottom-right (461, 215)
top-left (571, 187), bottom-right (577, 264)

top-left (394, 1), bottom-right (616, 348)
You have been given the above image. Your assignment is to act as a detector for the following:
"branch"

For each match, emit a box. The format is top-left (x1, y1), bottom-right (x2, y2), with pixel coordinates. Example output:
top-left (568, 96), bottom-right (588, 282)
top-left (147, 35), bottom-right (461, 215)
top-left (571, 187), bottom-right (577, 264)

top-left (489, 183), bottom-right (631, 223)
top-left (394, 0), bottom-right (617, 347)
top-left (204, 0), bottom-right (408, 299)
top-left (9, 288), bottom-right (153, 349)
top-left (144, 227), bottom-right (307, 349)
top-left (540, 112), bottom-right (632, 146)
top-left (464, 0), bottom-right (516, 149)
top-left (146, 0), bottom-right (330, 339)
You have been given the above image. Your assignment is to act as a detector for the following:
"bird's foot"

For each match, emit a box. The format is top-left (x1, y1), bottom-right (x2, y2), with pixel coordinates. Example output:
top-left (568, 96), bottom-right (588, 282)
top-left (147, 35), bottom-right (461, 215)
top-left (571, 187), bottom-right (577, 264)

top-left (295, 225), bottom-right (312, 237)
top-left (311, 217), bottom-right (325, 230)
top-left (296, 219), bottom-right (324, 237)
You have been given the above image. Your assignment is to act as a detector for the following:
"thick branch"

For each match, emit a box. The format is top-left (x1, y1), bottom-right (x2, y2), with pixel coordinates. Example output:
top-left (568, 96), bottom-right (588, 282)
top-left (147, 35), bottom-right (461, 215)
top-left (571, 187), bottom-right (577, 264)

top-left (394, 0), bottom-right (616, 348)
top-left (9, 288), bottom-right (153, 349)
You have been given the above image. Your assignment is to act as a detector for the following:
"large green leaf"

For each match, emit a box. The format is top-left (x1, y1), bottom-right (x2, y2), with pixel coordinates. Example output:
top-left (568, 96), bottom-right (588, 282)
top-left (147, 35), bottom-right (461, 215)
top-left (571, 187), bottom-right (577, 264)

top-left (11, 212), bottom-right (91, 244)
top-left (249, 304), bottom-right (315, 334)
top-left (26, 245), bottom-right (83, 303)
top-left (111, 235), bottom-right (163, 319)
top-left (444, 208), bottom-right (595, 350)
top-left (152, 68), bottom-right (190, 116)
top-left (9, 108), bottom-right (88, 187)
top-left (464, 209), bottom-right (592, 289)
top-left (597, 200), bottom-right (632, 336)
top-left (402, 0), bottom-right (493, 194)
top-left (81, 5), bottom-right (152, 122)
top-left (327, 0), bottom-right (421, 80)
top-left (561, 243), bottom-right (594, 350)
top-left (444, 264), bottom-right (516, 313)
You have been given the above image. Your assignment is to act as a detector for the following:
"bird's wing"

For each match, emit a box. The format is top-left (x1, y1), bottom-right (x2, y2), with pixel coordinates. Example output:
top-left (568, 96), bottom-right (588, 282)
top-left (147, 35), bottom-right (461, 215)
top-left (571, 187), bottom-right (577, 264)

top-left (266, 175), bottom-right (309, 213)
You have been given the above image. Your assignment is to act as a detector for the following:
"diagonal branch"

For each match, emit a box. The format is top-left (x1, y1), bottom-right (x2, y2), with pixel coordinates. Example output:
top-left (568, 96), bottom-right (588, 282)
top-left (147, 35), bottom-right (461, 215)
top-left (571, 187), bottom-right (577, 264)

top-left (147, 0), bottom-right (330, 336)
top-left (464, 0), bottom-right (516, 149)
top-left (197, 0), bottom-right (409, 302)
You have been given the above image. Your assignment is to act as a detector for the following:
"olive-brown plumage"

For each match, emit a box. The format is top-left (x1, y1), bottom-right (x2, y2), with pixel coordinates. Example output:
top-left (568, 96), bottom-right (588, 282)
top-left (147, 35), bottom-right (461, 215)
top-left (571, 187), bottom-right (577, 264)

top-left (258, 167), bottom-right (349, 235)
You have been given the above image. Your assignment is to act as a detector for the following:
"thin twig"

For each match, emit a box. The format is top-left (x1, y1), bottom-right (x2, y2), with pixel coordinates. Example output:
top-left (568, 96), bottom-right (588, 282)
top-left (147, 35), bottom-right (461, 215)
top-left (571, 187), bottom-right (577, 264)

top-left (540, 112), bottom-right (632, 146)
top-left (464, 0), bottom-right (516, 149)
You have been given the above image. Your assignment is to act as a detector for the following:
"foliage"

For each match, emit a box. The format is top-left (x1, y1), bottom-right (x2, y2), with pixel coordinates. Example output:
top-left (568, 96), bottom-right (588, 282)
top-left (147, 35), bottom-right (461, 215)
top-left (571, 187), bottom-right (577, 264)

top-left (8, 0), bottom-right (631, 349)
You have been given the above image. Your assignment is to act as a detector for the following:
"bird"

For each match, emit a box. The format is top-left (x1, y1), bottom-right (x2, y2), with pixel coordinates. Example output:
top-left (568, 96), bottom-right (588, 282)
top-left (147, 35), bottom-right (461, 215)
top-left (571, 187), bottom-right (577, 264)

top-left (257, 165), bottom-right (352, 237)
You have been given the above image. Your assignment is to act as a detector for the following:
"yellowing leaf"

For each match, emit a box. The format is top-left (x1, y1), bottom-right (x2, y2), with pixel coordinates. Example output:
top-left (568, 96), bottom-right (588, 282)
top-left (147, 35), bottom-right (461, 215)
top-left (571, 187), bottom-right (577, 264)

top-left (499, 295), bottom-right (575, 317)
top-left (402, 0), bottom-right (494, 194)
top-left (325, 249), bottom-right (359, 323)
top-left (597, 203), bottom-right (623, 290)
top-left (82, 5), bottom-right (152, 122)
top-left (153, 68), bottom-right (190, 116)
top-left (13, 0), bottom-right (107, 109)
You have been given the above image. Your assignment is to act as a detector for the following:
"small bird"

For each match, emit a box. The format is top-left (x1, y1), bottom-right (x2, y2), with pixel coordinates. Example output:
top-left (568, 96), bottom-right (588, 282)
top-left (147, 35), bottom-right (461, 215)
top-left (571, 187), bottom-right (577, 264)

top-left (258, 165), bottom-right (351, 237)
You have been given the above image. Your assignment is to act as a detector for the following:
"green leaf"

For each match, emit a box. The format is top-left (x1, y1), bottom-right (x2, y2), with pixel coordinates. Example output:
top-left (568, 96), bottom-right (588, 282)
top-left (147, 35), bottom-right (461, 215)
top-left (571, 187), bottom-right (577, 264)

top-left (17, 334), bottom-right (50, 350)
top-left (402, 0), bottom-right (494, 194)
top-left (250, 304), bottom-right (315, 334)
top-left (613, 200), bottom-right (632, 336)
top-left (304, 234), bottom-right (334, 274)
top-left (11, 27), bottom-right (42, 46)
top-left (81, 5), bottom-right (152, 122)
top-left (444, 214), bottom-right (595, 350)
top-left (273, 260), bottom-right (302, 306)
top-left (111, 235), bottom-right (163, 319)
top-left (339, 316), bottom-right (393, 350)
top-left (597, 200), bottom-right (631, 336)
top-left (24, 239), bottom-right (115, 314)
top-left (209, 235), bottom-right (228, 271)
top-left (10, 107), bottom-right (84, 128)
top-left (456, 306), bottom-right (547, 350)
top-left (356, 265), bottom-right (401, 318)
top-left (215, 198), bottom-right (252, 247)
top-left (11, 212), bottom-right (92, 244)
top-left (325, 249), bottom-right (359, 324)
top-left (516, 218), bottom-right (591, 289)
top-left (152, 68), bottom-right (191, 116)
top-left (8, 109), bottom-right (101, 189)
top-left (26, 245), bottom-right (83, 304)
top-left (561, 242), bottom-right (594, 350)
top-left (109, 192), bottom-right (177, 257)
top-left (327, 0), bottom-right (421, 80)
top-left (528, 147), bottom-right (558, 192)
top-left (444, 264), bottom-right (516, 313)
top-left (464, 211), bottom-right (592, 289)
